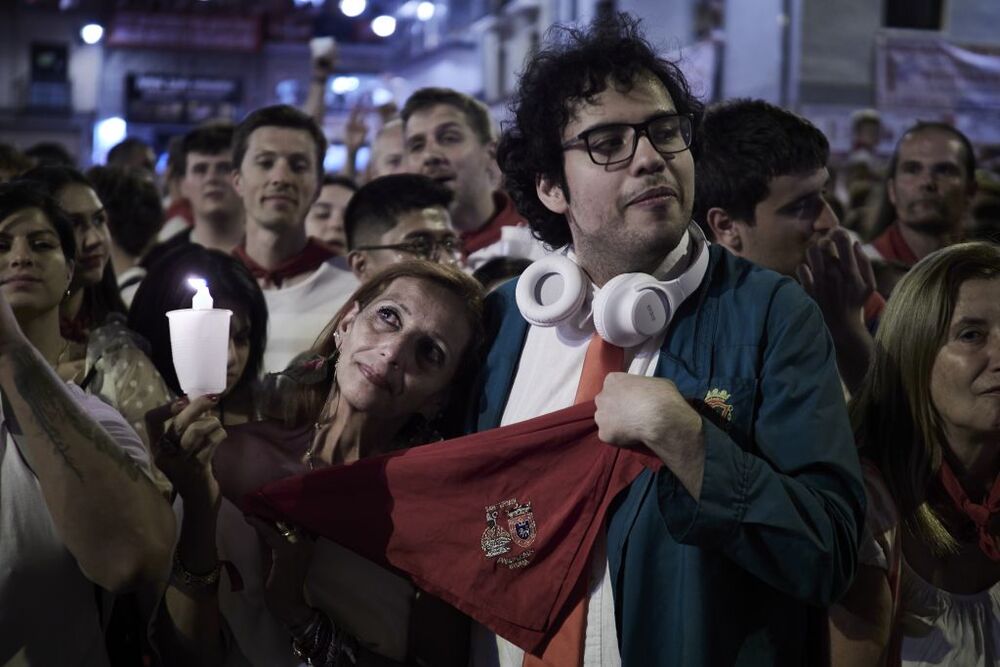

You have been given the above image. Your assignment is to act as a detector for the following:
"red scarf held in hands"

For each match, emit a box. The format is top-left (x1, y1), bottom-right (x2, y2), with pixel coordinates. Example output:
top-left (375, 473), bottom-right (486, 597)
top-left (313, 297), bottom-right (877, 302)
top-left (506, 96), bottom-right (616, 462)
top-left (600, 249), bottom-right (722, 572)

top-left (937, 459), bottom-right (1000, 561)
top-left (242, 401), bottom-right (662, 656)
top-left (232, 238), bottom-right (335, 288)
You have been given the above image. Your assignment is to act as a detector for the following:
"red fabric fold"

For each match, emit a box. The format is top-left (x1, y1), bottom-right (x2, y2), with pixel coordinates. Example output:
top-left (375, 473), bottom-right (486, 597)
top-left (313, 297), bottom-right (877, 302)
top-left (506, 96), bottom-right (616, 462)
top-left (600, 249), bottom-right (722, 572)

top-left (461, 190), bottom-right (527, 255)
top-left (871, 223), bottom-right (920, 267)
top-left (938, 460), bottom-right (1000, 561)
top-left (232, 237), bottom-right (335, 287)
top-left (241, 401), bottom-right (661, 655)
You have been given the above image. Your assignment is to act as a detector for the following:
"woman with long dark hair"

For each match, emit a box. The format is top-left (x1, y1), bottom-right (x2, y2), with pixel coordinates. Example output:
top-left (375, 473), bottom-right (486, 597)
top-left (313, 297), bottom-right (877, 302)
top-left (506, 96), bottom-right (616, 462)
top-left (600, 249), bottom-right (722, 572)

top-left (129, 244), bottom-right (268, 427)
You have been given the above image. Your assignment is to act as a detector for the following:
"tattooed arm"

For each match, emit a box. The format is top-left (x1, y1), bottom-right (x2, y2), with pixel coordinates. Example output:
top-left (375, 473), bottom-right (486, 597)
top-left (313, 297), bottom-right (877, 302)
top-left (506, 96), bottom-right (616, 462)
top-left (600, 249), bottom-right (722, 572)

top-left (0, 339), bottom-right (175, 593)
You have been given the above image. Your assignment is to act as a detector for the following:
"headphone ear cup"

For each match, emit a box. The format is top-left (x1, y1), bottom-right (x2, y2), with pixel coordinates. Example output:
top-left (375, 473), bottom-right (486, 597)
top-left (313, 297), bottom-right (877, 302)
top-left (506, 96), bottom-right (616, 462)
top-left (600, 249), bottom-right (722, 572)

top-left (592, 273), bottom-right (670, 348)
top-left (515, 254), bottom-right (589, 327)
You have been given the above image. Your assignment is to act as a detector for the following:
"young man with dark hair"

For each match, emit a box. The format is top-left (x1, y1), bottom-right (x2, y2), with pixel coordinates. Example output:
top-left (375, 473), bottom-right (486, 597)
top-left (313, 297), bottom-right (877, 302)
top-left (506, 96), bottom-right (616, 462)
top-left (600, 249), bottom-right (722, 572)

top-left (305, 174), bottom-right (357, 254)
top-left (230, 105), bottom-right (357, 373)
top-left (695, 98), bottom-right (838, 277)
top-left (472, 14), bottom-right (863, 665)
top-left (694, 99), bottom-right (879, 392)
top-left (86, 165), bottom-right (164, 305)
top-left (402, 88), bottom-right (537, 268)
top-left (344, 173), bottom-right (461, 280)
top-left (151, 125), bottom-right (245, 261)
top-left (865, 121), bottom-right (977, 266)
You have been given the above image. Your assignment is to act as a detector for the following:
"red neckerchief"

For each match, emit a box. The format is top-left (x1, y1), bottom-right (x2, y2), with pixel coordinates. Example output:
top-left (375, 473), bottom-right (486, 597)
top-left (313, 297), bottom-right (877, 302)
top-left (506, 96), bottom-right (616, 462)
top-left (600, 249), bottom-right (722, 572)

top-left (243, 402), bottom-right (661, 655)
top-left (871, 223), bottom-right (920, 267)
top-left (60, 313), bottom-right (91, 344)
top-left (461, 191), bottom-right (527, 255)
top-left (937, 459), bottom-right (1000, 561)
top-left (164, 197), bottom-right (194, 227)
top-left (232, 237), bottom-right (335, 288)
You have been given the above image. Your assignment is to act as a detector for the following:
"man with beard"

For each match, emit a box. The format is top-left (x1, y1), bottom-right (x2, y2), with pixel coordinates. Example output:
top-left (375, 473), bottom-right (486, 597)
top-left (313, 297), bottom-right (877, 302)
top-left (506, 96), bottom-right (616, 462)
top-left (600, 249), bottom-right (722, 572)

top-left (865, 122), bottom-right (977, 267)
top-left (469, 13), bottom-right (864, 666)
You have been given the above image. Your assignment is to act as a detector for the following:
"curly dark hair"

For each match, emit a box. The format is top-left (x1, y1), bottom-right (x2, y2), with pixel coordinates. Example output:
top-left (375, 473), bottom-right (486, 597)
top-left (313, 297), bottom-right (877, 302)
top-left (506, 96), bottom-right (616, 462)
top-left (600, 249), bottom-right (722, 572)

top-left (692, 98), bottom-right (830, 234)
top-left (496, 12), bottom-right (703, 249)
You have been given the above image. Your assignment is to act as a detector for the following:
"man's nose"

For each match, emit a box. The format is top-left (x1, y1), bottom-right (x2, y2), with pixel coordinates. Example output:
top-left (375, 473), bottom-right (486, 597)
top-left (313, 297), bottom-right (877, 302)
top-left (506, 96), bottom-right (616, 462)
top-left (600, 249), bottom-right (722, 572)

top-left (630, 134), bottom-right (667, 175)
top-left (270, 159), bottom-right (293, 184)
top-left (814, 200), bottom-right (839, 233)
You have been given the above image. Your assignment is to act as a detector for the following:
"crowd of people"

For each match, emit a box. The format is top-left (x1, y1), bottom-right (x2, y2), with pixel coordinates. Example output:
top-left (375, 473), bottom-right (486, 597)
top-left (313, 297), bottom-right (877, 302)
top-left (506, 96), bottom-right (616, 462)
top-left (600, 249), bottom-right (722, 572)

top-left (0, 10), bottom-right (998, 667)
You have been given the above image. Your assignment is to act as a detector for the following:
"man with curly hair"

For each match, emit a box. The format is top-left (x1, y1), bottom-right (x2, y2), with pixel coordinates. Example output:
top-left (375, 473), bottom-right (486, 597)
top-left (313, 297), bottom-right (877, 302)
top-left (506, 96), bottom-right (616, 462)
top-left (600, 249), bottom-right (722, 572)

top-left (470, 12), bottom-right (864, 666)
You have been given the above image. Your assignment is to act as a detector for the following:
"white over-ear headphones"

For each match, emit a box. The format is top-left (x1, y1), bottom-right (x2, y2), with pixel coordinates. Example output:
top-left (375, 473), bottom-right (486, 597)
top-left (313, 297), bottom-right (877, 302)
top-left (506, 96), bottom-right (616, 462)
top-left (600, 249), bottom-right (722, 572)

top-left (515, 227), bottom-right (710, 347)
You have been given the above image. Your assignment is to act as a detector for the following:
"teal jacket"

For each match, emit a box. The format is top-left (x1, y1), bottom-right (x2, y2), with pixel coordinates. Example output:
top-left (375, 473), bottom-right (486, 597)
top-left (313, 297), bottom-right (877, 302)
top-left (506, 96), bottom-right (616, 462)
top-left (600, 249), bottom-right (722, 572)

top-left (469, 246), bottom-right (865, 666)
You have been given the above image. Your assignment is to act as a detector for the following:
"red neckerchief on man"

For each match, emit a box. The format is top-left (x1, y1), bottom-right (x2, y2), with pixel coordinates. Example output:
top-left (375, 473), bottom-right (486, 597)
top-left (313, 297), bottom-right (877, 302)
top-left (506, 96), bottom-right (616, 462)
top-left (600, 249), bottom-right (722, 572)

top-left (232, 237), bottom-right (335, 288)
top-left (871, 223), bottom-right (920, 267)
top-left (243, 401), bottom-right (662, 655)
top-left (461, 191), bottom-right (527, 255)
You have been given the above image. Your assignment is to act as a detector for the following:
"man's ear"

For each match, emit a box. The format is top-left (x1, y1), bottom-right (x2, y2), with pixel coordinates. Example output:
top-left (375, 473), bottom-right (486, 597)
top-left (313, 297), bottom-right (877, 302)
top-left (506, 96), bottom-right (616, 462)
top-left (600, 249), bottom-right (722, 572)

top-left (706, 208), bottom-right (743, 254)
top-left (886, 178), bottom-right (897, 208)
top-left (536, 174), bottom-right (568, 215)
top-left (347, 251), bottom-right (367, 281)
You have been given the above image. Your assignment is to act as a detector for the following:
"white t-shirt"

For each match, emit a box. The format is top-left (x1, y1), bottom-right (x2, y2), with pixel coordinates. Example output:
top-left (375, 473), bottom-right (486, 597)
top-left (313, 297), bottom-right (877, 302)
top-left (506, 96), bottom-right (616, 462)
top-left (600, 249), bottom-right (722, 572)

top-left (0, 383), bottom-right (151, 667)
top-left (261, 257), bottom-right (358, 374)
top-left (473, 230), bottom-right (704, 667)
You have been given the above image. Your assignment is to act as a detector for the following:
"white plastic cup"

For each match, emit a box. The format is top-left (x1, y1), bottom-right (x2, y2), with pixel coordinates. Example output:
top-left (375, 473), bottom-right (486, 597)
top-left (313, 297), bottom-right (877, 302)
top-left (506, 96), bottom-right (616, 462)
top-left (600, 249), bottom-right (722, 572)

top-left (166, 308), bottom-right (233, 398)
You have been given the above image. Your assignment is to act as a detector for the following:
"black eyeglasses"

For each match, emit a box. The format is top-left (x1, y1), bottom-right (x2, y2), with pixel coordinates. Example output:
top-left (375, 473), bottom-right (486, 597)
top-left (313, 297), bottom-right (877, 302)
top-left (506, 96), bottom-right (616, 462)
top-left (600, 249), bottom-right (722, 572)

top-left (563, 113), bottom-right (694, 166)
top-left (354, 235), bottom-right (462, 260)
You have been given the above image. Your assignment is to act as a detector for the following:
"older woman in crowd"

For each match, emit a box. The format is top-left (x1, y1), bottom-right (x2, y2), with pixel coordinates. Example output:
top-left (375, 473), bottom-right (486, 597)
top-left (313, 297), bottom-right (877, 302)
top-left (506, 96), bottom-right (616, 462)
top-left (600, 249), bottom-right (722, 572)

top-left (129, 244), bottom-right (268, 427)
top-left (0, 182), bottom-right (175, 665)
top-left (830, 241), bottom-right (1000, 666)
top-left (155, 261), bottom-right (484, 666)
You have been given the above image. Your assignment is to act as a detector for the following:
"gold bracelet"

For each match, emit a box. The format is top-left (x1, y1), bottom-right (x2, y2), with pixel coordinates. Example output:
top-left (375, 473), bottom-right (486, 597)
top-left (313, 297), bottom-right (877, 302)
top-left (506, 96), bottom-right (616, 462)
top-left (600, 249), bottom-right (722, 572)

top-left (171, 552), bottom-right (221, 588)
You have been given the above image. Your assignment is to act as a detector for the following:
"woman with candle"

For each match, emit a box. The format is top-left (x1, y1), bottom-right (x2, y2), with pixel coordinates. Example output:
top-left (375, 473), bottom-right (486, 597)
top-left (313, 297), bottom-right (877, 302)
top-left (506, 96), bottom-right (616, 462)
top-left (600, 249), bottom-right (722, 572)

top-left (154, 260), bottom-right (484, 666)
top-left (129, 244), bottom-right (268, 427)
top-left (15, 166), bottom-right (174, 452)
top-left (829, 241), bottom-right (1000, 666)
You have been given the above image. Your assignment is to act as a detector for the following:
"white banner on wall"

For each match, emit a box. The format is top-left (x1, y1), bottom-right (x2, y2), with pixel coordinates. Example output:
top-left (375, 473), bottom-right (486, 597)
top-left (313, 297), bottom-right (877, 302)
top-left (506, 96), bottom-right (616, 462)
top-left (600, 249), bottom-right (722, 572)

top-left (876, 31), bottom-right (1000, 111)
top-left (876, 30), bottom-right (1000, 144)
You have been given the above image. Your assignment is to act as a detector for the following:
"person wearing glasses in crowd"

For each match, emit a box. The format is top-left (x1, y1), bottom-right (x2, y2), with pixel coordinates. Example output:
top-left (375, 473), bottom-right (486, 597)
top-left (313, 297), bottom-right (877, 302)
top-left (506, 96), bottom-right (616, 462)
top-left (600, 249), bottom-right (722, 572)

top-left (470, 14), bottom-right (863, 665)
top-left (345, 173), bottom-right (463, 281)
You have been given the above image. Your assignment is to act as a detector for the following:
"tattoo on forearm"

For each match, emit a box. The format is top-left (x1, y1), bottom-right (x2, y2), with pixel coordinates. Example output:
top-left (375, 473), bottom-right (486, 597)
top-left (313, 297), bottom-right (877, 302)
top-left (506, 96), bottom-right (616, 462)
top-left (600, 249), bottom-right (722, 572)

top-left (9, 346), bottom-right (142, 483)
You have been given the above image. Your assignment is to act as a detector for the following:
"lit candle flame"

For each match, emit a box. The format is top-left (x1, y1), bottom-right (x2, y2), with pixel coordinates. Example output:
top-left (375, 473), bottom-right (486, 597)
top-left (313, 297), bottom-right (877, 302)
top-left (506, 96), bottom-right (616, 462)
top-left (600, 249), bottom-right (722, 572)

top-left (187, 277), bottom-right (213, 310)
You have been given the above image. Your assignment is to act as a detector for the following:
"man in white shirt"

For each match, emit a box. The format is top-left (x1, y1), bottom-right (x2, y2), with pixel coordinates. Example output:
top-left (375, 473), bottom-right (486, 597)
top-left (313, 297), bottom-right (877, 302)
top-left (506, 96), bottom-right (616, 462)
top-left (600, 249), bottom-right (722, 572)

top-left (229, 105), bottom-right (358, 373)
